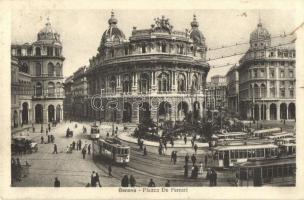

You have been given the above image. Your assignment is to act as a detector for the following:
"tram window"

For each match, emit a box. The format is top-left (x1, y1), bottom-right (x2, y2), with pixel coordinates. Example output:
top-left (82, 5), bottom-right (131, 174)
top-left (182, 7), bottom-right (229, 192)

top-left (278, 167), bottom-right (283, 177)
top-left (273, 166), bottom-right (278, 177)
top-left (231, 151), bottom-right (235, 159)
top-left (239, 150), bottom-right (245, 158)
top-left (126, 149), bottom-right (129, 154)
top-left (248, 150), bottom-right (252, 158)
top-left (256, 149), bottom-right (261, 157)
top-left (252, 149), bottom-right (256, 158)
top-left (265, 149), bottom-right (270, 157)
top-left (235, 150), bottom-right (239, 159)
top-left (268, 167), bottom-right (273, 178)
top-left (261, 149), bottom-right (265, 157)
top-left (117, 148), bottom-right (121, 154)
top-left (262, 167), bottom-right (267, 178)
top-left (271, 148), bottom-right (275, 156)
top-left (283, 166), bottom-right (288, 176)
top-left (219, 151), bottom-right (223, 159)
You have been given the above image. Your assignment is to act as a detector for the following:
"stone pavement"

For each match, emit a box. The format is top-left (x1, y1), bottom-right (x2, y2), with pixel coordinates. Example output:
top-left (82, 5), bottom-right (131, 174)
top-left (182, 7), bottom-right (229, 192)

top-left (12, 122), bottom-right (119, 187)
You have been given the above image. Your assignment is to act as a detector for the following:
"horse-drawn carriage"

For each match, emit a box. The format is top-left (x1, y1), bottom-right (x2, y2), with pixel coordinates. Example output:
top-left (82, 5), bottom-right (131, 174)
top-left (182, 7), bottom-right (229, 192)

top-left (11, 136), bottom-right (38, 154)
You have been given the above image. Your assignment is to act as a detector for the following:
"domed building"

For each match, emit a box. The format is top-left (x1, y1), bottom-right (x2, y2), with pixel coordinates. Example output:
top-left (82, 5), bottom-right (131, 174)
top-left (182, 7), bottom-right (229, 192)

top-left (11, 18), bottom-right (65, 126)
top-left (85, 12), bottom-right (209, 123)
top-left (238, 19), bottom-right (296, 121)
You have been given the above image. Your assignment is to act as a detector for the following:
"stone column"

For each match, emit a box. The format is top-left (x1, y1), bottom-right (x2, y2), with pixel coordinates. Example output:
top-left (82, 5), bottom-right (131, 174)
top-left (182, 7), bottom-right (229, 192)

top-left (266, 105), bottom-right (270, 120)
top-left (276, 103), bottom-right (280, 120)
top-left (286, 103), bottom-right (289, 120)
top-left (44, 107), bottom-right (48, 123)
top-left (54, 107), bottom-right (57, 122)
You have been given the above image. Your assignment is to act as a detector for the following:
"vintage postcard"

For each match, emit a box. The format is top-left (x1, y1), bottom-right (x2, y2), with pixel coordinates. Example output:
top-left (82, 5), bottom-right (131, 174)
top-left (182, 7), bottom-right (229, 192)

top-left (0, 0), bottom-right (304, 199)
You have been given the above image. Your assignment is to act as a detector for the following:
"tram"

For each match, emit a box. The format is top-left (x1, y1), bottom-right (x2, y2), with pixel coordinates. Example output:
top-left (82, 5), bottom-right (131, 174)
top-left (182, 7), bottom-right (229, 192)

top-left (252, 128), bottom-right (281, 138)
top-left (266, 132), bottom-right (294, 140)
top-left (213, 144), bottom-right (279, 168)
top-left (235, 156), bottom-right (296, 186)
top-left (90, 124), bottom-right (100, 139)
top-left (92, 138), bottom-right (130, 164)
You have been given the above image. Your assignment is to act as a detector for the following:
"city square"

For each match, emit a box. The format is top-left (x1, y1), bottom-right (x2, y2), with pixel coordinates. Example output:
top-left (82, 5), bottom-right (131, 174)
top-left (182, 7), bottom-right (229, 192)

top-left (10, 9), bottom-right (296, 187)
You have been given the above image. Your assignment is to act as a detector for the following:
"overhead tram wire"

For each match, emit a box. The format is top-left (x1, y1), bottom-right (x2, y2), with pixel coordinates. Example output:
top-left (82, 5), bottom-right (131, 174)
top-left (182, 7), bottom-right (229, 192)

top-left (207, 41), bottom-right (295, 69)
top-left (207, 32), bottom-right (295, 52)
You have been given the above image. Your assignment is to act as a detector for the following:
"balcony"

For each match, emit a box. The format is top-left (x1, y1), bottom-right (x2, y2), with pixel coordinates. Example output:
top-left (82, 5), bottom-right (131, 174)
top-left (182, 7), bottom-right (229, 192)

top-left (32, 94), bottom-right (65, 99)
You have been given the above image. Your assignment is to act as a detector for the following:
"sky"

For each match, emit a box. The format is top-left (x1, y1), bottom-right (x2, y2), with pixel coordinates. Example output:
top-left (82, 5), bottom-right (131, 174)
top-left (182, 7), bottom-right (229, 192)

top-left (11, 9), bottom-right (296, 81)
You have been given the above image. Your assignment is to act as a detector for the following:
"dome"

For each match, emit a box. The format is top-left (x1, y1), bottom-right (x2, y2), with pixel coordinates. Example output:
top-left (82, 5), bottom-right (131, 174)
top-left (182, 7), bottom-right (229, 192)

top-left (189, 15), bottom-right (205, 46)
top-left (37, 17), bottom-right (61, 42)
top-left (250, 21), bottom-right (271, 43)
top-left (99, 11), bottom-right (126, 50)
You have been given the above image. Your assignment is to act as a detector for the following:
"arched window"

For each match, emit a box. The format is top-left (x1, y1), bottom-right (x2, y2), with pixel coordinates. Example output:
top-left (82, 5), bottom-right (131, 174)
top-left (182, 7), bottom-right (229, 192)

top-left (177, 73), bottom-right (186, 92)
top-left (35, 47), bottom-right (41, 56)
top-left (48, 62), bottom-right (55, 76)
top-left (56, 63), bottom-right (61, 77)
top-left (161, 43), bottom-right (166, 53)
top-left (158, 73), bottom-right (169, 92)
top-left (261, 84), bottom-right (266, 98)
top-left (122, 74), bottom-right (132, 94)
top-left (192, 75), bottom-right (198, 91)
top-left (56, 82), bottom-right (61, 96)
top-left (139, 73), bottom-right (149, 94)
top-left (36, 82), bottom-right (42, 96)
top-left (48, 82), bottom-right (55, 96)
top-left (35, 63), bottom-right (41, 76)
top-left (254, 84), bottom-right (259, 98)
top-left (110, 76), bottom-right (116, 93)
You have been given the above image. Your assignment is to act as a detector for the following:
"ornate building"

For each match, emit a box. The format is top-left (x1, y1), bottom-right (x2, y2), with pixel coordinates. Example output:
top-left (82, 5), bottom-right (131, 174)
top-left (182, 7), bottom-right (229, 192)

top-left (238, 19), bottom-right (296, 121)
top-left (84, 12), bottom-right (210, 123)
top-left (205, 75), bottom-right (227, 110)
top-left (11, 18), bottom-right (65, 125)
top-left (226, 65), bottom-right (239, 115)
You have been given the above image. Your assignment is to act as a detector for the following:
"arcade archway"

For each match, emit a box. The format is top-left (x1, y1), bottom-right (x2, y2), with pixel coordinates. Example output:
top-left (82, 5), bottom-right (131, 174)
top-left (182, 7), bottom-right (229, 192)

top-left (35, 104), bottom-right (43, 123)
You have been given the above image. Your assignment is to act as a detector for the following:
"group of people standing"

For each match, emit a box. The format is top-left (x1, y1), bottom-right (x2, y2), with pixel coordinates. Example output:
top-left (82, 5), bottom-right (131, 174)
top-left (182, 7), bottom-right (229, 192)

top-left (121, 174), bottom-right (136, 187)
top-left (88, 171), bottom-right (101, 187)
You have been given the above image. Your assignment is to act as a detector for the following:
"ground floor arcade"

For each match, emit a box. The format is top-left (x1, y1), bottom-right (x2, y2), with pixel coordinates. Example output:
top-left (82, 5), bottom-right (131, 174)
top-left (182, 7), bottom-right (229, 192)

top-left (239, 100), bottom-right (295, 121)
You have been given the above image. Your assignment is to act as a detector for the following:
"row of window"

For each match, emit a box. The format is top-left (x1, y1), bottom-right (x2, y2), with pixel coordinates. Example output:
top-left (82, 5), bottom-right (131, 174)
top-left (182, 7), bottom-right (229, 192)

top-left (217, 148), bottom-right (278, 160)
top-left (250, 68), bottom-right (294, 79)
top-left (19, 62), bottom-right (62, 76)
top-left (15, 46), bottom-right (61, 57)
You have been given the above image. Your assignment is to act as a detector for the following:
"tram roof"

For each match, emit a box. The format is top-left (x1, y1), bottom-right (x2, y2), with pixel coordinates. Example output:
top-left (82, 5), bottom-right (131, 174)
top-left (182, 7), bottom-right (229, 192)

top-left (236, 157), bottom-right (295, 168)
top-left (214, 144), bottom-right (278, 151)
top-left (253, 128), bottom-right (281, 134)
top-left (98, 138), bottom-right (129, 148)
top-left (267, 133), bottom-right (294, 139)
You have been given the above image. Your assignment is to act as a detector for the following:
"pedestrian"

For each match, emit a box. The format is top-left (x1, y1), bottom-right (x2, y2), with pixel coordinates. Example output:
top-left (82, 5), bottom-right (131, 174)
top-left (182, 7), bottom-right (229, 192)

top-left (199, 162), bottom-right (204, 177)
top-left (158, 145), bottom-right (162, 155)
top-left (88, 144), bottom-right (91, 155)
top-left (82, 147), bottom-right (87, 159)
top-left (194, 144), bottom-right (198, 154)
top-left (41, 136), bottom-right (44, 144)
top-left (184, 135), bottom-right (187, 144)
top-left (108, 165), bottom-right (112, 176)
top-left (95, 173), bottom-right (101, 187)
top-left (51, 135), bottom-right (55, 143)
top-left (173, 151), bottom-right (177, 165)
top-left (191, 139), bottom-right (194, 148)
top-left (148, 178), bottom-right (155, 187)
top-left (54, 177), bottom-right (60, 187)
top-left (143, 146), bottom-right (147, 156)
top-left (91, 171), bottom-right (96, 187)
top-left (170, 138), bottom-right (174, 147)
top-left (171, 151), bottom-right (174, 162)
top-left (107, 132), bottom-right (109, 137)
top-left (72, 141), bottom-right (76, 150)
top-left (129, 175), bottom-right (136, 187)
top-left (211, 169), bottom-right (217, 186)
top-left (121, 175), bottom-right (129, 187)
top-left (15, 158), bottom-right (22, 181)
top-left (53, 144), bottom-right (58, 154)
top-left (204, 154), bottom-right (208, 168)
top-left (76, 140), bottom-right (80, 150)
top-left (79, 140), bottom-right (82, 150)
top-left (206, 168), bottom-right (211, 186)
top-left (48, 123), bottom-right (51, 132)
top-left (163, 139), bottom-right (167, 150)
top-left (191, 154), bottom-right (196, 165)
top-left (32, 126), bottom-right (35, 133)
top-left (185, 153), bottom-right (189, 164)
top-left (41, 124), bottom-right (43, 133)
top-left (46, 129), bottom-right (48, 136)
top-left (184, 164), bottom-right (188, 177)
top-left (165, 180), bottom-right (170, 187)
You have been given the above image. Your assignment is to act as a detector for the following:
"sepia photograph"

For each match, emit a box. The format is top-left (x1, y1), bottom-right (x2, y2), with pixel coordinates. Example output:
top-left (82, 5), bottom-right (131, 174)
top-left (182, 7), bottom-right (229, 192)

top-left (1, 0), bottom-right (304, 199)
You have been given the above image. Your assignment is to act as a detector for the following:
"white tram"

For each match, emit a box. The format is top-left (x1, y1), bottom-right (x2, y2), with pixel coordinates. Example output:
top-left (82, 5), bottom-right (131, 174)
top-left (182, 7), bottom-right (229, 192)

top-left (90, 124), bottom-right (100, 139)
top-left (213, 144), bottom-right (279, 168)
top-left (252, 128), bottom-right (281, 138)
top-left (92, 138), bottom-right (130, 164)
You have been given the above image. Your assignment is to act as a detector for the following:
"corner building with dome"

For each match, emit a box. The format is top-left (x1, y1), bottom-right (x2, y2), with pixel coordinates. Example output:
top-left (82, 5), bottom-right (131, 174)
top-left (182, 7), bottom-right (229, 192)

top-left (85, 12), bottom-right (210, 123)
top-left (238, 20), bottom-right (296, 121)
top-left (11, 19), bottom-right (65, 126)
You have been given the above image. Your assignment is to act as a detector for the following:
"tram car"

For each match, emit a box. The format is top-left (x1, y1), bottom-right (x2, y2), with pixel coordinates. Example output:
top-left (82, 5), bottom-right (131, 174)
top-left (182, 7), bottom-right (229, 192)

top-left (213, 144), bottom-right (279, 168)
top-left (92, 138), bottom-right (130, 164)
top-left (90, 124), bottom-right (100, 139)
top-left (252, 128), bottom-right (281, 138)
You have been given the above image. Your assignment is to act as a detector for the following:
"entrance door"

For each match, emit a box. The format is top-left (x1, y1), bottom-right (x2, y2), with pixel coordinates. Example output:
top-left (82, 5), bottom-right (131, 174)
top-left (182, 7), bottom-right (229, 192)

top-left (253, 167), bottom-right (262, 186)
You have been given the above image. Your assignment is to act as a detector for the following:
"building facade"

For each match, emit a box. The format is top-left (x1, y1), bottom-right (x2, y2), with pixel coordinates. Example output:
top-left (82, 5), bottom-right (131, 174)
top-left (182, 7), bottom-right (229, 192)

top-left (226, 65), bottom-right (239, 115)
top-left (83, 12), bottom-right (210, 123)
top-left (63, 75), bottom-right (74, 120)
top-left (71, 66), bottom-right (88, 120)
top-left (11, 19), bottom-right (65, 125)
top-left (205, 75), bottom-right (227, 110)
top-left (238, 20), bottom-right (296, 121)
